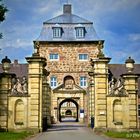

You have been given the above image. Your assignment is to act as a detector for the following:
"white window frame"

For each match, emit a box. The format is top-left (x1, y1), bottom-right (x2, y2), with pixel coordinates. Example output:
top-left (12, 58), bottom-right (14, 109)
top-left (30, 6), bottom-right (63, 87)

top-left (76, 27), bottom-right (85, 38)
top-left (53, 27), bottom-right (62, 38)
top-left (50, 76), bottom-right (57, 88)
top-left (79, 54), bottom-right (88, 61)
top-left (80, 76), bottom-right (87, 87)
top-left (49, 53), bottom-right (59, 61)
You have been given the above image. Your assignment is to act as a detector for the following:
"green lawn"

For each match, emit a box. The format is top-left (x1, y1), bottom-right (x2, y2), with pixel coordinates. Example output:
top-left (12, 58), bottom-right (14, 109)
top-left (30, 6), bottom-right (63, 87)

top-left (104, 131), bottom-right (140, 139)
top-left (0, 131), bottom-right (34, 140)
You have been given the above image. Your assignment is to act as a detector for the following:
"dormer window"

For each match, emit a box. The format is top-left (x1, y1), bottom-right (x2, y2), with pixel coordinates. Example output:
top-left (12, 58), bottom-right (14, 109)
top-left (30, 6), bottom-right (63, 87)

top-left (52, 24), bottom-right (63, 38)
top-left (75, 24), bottom-right (85, 39)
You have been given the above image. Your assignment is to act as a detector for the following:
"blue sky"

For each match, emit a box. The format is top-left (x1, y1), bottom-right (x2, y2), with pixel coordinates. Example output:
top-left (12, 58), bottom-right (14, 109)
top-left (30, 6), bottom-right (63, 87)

top-left (0, 0), bottom-right (140, 64)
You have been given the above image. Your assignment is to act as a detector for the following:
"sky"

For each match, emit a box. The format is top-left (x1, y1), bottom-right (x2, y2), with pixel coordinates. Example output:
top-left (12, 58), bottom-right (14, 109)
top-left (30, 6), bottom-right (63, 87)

top-left (0, 0), bottom-right (140, 64)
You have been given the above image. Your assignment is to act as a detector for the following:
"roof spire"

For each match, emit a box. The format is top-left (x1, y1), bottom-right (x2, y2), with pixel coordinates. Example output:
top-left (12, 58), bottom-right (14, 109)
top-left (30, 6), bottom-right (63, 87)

top-left (63, 4), bottom-right (72, 14)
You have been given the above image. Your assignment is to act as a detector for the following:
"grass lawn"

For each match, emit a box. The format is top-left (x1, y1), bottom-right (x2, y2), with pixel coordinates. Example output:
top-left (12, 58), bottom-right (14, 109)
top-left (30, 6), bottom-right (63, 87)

top-left (0, 131), bottom-right (34, 140)
top-left (104, 131), bottom-right (140, 139)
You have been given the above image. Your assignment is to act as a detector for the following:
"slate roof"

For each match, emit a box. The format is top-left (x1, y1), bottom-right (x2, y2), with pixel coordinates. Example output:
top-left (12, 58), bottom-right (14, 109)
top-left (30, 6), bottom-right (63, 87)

top-left (36, 5), bottom-right (99, 42)
top-left (44, 13), bottom-right (92, 24)
top-left (109, 64), bottom-right (140, 78)
top-left (0, 62), bottom-right (28, 78)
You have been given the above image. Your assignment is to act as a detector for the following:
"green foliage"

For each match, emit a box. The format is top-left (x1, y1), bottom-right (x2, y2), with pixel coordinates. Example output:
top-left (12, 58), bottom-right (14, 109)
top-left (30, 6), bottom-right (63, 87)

top-left (0, 0), bottom-right (8, 22)
top-left (104, 131), bottom-right (140, 139)
top-left (0, 131), bottom-right (34, 140)
top-left (0, 0), bottom-right (8, 39)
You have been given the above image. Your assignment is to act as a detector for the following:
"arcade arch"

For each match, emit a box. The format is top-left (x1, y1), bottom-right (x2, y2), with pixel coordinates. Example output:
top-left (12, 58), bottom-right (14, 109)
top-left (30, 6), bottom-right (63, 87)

top-left (59, 98), bottom-right (79, 122)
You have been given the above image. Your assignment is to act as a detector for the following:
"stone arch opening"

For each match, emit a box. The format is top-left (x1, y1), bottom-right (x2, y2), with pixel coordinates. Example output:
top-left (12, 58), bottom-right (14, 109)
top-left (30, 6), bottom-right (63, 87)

top-left (14, 99), bottom-right (24, 125)
top-left (65, 109), bottom-right (72, 116)
top-left (59, 98), bottom-right (79, 122)
top-left (113, 99), bottom-right (123, 124)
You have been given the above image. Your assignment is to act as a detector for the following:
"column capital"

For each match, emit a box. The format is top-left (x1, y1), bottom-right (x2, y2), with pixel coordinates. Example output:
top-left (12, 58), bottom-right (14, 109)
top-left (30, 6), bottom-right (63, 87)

top-left (26, 56), bottom-right (46, 63)
top-left (96, 57), bottom-right (111, 63)
top-left (121, 73), bottom-right (139, 79)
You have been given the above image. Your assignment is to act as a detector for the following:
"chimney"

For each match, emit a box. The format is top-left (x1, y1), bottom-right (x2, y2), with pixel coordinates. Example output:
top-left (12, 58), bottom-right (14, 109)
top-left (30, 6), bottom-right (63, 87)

top-left (63, 4), bottom-right (72, 14)
top-left (14, 59), bottom-right (18, 65)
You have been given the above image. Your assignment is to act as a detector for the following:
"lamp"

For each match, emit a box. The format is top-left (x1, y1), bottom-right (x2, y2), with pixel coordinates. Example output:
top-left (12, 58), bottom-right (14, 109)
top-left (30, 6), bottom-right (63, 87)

top-left (1, 56), bottom-right (11, 73)
top-left (125, 56), bottom-right (135, 73)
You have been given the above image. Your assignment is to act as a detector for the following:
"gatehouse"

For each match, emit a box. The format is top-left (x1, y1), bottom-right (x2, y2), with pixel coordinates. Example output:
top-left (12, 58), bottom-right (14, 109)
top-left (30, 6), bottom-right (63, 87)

top-left (0, 4), bottom-right (140, 132)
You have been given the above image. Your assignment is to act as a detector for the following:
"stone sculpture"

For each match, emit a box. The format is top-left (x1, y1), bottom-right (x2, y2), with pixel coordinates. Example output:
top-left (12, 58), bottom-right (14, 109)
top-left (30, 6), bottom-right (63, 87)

top-left (109, 76), bottom-right (126, 96)
top-left (11, 76), bottom-right (28, 95)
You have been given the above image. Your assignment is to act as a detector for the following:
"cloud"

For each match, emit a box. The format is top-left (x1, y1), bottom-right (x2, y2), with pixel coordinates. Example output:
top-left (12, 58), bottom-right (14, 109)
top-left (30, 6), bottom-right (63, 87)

top-left (0, 0), bottom-right (140, 64)
top-left (128, 33), bottom-right (140, 42)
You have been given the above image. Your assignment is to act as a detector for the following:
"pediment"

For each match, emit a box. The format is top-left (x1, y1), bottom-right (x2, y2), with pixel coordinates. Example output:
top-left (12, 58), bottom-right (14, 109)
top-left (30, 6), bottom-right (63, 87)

top-left (53, 83), bottom-right (86, 93)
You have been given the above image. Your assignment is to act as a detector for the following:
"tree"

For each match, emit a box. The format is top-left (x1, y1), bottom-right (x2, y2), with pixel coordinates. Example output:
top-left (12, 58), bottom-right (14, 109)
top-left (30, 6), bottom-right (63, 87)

top-left (0, 0), bottom-right (8, 38)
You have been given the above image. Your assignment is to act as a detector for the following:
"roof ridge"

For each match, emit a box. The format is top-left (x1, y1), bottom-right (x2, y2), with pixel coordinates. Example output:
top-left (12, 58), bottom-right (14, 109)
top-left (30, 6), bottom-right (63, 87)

top-left (43, 13), bottom-right (92, 24)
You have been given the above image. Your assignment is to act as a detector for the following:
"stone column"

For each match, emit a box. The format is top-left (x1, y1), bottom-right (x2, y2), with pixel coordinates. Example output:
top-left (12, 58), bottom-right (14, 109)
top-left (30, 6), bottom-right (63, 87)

top-left (88, 70), bottom-right (95, 126)
top-left (42, 69), bottom-right (50, 130)
top-left (122, 74), bottom-right (138, 129)
top-left (26, 53), bottom-right (46, 132)
top-left (93, 57), bottom-right (111, 129)
top-left (0, 73), bottom-right (15, 131)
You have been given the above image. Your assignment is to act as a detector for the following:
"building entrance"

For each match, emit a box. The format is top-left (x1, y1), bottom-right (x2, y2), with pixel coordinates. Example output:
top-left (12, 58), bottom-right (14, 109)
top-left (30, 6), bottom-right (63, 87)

top-left (58, 98), bottom-right (79, 122)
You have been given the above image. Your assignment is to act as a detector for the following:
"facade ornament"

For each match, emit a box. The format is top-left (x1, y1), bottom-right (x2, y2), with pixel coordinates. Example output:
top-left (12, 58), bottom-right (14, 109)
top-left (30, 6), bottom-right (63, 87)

top-left (109, 77), bottom-right (116, 94)
top-left (11, 76), bottom-right (28, 95)
top-left (108, 76), bottom-right (127, 96)
top-left (33, 41), bottom-right (40, 56)
top-left (97, 41), bottom-right (105, 58)
top-left (21, 76), bottom-right (28, 93)
top-left (125, 56), bottom-right (135, 73)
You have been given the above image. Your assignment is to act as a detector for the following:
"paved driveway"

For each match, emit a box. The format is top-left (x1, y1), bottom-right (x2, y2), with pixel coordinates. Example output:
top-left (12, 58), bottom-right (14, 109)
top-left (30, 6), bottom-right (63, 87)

top-left (30, 121), bottom-right (109, 140)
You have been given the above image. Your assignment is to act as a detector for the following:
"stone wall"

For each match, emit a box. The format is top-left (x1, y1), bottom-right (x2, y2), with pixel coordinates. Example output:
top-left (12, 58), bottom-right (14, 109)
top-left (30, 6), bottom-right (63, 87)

top-left (39, 42), bottom-right (99, 85)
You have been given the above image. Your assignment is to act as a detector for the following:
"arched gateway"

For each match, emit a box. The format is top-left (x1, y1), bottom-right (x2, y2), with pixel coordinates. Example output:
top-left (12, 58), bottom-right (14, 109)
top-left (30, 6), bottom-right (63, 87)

top-left (59, 98), bottom-right (79, 122)
top-left (52, 75), bottom-right (86, 123)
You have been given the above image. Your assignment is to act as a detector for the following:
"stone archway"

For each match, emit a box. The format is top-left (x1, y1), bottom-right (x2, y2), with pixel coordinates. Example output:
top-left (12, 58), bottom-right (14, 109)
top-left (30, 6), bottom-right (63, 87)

top-left (58, 98), bottom-right (79, 122)
top-left (65, 109), bottom-right (72, 116)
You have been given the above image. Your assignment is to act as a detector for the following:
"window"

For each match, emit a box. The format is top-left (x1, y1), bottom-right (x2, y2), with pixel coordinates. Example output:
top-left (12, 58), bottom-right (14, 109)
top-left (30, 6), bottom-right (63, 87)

top-left (79, 54), bottom-right (88, 61)
top-left (50, 76), bottom-right (57, 88)
top-left (76, 27), bottom-right (85, 38)
top-left (49, 53), bottom-right (59, 60)
top-left (53, 27), bottom-right (62, 38)
top-left (80, 76), bottom-right (87, 87)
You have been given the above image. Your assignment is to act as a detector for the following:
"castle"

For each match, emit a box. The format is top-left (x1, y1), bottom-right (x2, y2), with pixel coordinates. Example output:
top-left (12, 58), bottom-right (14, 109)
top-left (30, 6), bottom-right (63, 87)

top-left (0, 4), bottom-right (140, 132)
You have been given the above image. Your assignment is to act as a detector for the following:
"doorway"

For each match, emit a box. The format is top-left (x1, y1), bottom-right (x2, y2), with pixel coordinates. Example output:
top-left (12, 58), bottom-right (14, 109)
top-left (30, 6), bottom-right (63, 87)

top-left (59, 98), bottom-right (79, 122)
